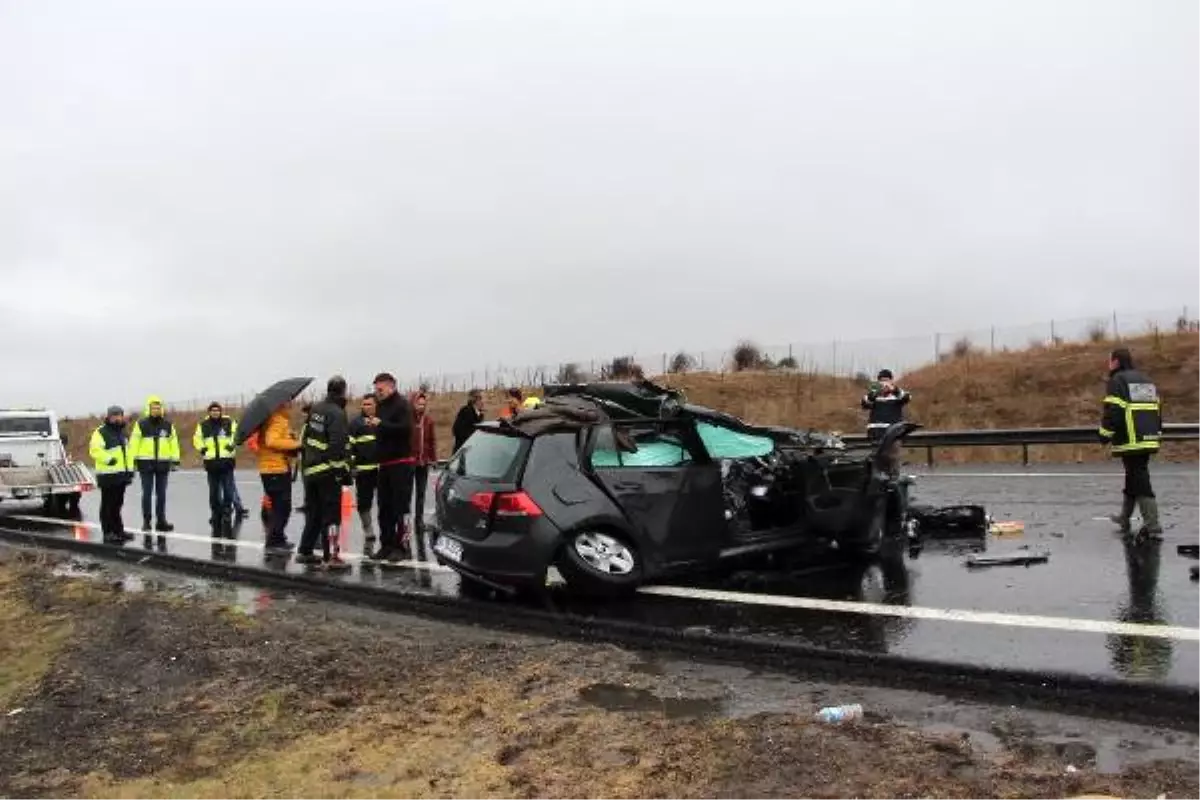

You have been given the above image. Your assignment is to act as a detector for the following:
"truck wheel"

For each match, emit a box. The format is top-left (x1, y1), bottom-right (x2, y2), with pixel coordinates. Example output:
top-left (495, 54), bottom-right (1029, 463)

top-left (558, 529), bottom-right (643, 596)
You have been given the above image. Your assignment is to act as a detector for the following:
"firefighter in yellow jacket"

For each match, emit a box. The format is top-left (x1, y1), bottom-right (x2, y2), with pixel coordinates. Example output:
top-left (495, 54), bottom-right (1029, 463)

top-left (1100, 348), bottom-right (1163, 540)
top-left (127, 394), bottom-right (181, 532)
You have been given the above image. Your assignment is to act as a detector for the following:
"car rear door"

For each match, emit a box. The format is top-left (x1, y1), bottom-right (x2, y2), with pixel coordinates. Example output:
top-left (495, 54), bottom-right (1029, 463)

top-left (587, 419), bottom-right (725, 566)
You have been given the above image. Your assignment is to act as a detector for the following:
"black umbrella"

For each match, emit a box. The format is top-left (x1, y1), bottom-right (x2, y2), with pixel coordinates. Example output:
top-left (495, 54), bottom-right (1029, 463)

top-left (235, 376), bottom-right (313, 445)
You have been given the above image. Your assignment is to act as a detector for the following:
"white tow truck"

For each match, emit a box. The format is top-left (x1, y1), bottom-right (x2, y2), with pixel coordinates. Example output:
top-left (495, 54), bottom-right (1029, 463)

top-left (0, 408), bottom-right (95, 515)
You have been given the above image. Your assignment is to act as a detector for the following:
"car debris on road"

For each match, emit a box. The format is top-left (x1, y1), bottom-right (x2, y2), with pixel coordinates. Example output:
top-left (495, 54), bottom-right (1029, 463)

top-left (965, 548), bottom-right (1050, 568)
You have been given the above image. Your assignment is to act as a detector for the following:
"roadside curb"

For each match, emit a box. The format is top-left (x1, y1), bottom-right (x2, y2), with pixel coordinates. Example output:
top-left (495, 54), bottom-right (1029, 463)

top-left (0, 524), bottom-right (1194, 731)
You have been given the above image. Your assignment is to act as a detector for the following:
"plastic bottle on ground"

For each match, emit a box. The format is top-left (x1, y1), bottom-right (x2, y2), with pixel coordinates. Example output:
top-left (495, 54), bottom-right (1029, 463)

top-left (814, 703), bottom-right (863, 724)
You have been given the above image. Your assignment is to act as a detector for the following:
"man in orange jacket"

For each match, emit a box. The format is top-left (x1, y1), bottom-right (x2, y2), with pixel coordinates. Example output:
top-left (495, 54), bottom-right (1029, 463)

top-left (256, 401), bottom-right (302, 553)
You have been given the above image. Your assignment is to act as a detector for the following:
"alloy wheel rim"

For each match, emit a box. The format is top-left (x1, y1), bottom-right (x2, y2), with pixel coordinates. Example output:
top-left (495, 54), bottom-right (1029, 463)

top-left (574, 532), bottom-right (635, 575)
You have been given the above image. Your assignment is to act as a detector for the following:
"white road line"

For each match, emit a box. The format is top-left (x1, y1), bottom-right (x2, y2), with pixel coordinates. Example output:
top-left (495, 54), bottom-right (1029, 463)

top-left (637, 585), bottom-right (1200, 642)
top-left (9, 515), bottom-right (1197, 642)
top-left (7, 515), bottom-right (453, 573)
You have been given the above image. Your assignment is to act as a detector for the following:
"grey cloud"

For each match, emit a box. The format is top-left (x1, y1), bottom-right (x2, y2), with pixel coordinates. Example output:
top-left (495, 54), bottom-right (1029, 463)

top-left (0, 0), bottom-right (1195, 413)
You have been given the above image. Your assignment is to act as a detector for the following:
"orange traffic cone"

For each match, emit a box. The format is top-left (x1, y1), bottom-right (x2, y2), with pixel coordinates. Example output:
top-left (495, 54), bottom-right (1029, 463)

top-left (338, 486), bottom-right (353, 549)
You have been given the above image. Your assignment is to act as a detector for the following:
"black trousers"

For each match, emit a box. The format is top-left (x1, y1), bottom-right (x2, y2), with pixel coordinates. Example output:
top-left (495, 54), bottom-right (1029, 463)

top-left (299, 473), bottom-right (341, 558)
top-left (99, 483), bottom-right (127, 536)
top-left (206, 466), bottom-right (236, 522)
top-left (410, 464), bottom-right (429, 529)
top-left (260, 472), bottom-right (292, 544)
top-left (355, 470), bottom-right (378, 513)
top-left (1121, 453), bottom-right (1154, 498)
top-left (377, 462), bottom-right (414, 551)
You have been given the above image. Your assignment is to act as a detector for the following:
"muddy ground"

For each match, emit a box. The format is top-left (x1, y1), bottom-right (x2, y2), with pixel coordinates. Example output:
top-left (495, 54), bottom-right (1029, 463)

top-left (0, 547), bottom-right (1195, 799)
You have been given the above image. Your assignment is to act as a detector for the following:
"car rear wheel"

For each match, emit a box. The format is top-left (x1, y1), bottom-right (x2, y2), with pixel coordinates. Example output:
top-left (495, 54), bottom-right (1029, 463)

top-left (559, 529), bottom-right (643, 595)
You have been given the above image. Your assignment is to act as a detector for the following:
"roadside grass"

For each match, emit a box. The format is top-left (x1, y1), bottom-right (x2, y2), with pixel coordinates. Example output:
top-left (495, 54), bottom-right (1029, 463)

top-left (0, 557), bottom-right (74, 710)
top-left (60, 332), bottom-right (1198, 466)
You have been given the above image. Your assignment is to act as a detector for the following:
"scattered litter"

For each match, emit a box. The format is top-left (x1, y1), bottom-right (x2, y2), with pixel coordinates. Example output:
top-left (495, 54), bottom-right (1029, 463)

top-left (966, 549), bottom-right (1050, 569)
top-left (1177, 544), bottom-right (1199, 559)
top-left (1065, 765), bottom-right (1078, 774)
top-left (6, 708), bottom-right (24, 717)
top-left (1190, 566), bottom-right (1198, 582)
top-left (989, 520), bottom-right (1025, 537)
top-left (814, 703), bottom-right (863, 724)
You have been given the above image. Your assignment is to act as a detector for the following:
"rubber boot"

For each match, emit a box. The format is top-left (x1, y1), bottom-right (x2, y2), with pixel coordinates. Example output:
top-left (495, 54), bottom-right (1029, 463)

top-left (142, 516), bottom-right (152, 533)
top-left (156, 519), bottom-right (175, 533)
top-left (1109, 496), bottom-right (1135, 535)
top-left (1136, 497), bottom-right (1163, 541)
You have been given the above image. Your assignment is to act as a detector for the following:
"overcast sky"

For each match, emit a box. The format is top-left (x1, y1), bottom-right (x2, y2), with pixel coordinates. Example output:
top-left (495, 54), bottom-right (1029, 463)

top-left (1, 0), bottom-right (1196, 413)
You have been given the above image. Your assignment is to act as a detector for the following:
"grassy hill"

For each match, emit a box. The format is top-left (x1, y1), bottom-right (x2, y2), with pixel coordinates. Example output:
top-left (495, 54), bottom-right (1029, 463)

top-left (60, 332), bottom-right (1198, 468)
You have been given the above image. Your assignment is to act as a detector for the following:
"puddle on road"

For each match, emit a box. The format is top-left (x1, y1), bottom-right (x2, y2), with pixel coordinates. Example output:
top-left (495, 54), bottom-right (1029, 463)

top-left (578, 682), bottom-right (727, 719)
top-left (49, 557), bottom-right (283, 616)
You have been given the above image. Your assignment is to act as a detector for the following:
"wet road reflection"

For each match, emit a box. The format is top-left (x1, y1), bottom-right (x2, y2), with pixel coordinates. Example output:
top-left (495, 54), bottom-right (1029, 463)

top-left (0, 466), bottom-right (1196, 688)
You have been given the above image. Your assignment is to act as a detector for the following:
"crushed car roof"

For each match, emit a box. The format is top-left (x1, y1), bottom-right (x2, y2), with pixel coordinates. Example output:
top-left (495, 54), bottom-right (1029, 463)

top-left (496, 380), bottom-right (845, 451)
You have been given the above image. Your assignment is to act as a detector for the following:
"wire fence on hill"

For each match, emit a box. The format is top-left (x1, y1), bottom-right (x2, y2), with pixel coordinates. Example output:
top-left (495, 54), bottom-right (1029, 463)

top-left (135, 304), bottom-right (1198, 416)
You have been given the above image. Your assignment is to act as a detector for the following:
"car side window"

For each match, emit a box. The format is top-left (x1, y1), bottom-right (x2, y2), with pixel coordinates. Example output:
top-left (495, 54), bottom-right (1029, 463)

top-left (590, 422), bottom-right (693, 468)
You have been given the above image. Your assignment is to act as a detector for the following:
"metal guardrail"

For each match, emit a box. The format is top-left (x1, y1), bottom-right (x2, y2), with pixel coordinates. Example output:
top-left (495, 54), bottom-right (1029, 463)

top-left (842, 423), bottom-right (1200, 466)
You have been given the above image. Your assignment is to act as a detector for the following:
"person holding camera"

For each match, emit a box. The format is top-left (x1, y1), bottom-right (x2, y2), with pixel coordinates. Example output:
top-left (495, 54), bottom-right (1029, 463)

top-left (861, 369), bottom-right (911, 441)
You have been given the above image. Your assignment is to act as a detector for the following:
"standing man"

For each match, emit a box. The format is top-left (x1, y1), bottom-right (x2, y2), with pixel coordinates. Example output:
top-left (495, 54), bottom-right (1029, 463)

top-left (127, 394), bottom-right (181, 532)
top-left (88, 405), bottom-right (134, 544)
top-left (193, 402), bottom-right (239, 532)
top-left (1100, 347), bottom-right (1163, 541)
top-left (499, 388), bottom-right (523, 420)
top-left (452, 388), bottom-right (484, 453)
top-left (348, 393), bottom-right (381, 549)
top-left (410, 390), bottom-right (437, 533)
top-left (861, 369), bottom-right (911, 442)
top-left (367, 372), bottom-right (413, 563)
top-left (297, 376), bottom-right (352, 568)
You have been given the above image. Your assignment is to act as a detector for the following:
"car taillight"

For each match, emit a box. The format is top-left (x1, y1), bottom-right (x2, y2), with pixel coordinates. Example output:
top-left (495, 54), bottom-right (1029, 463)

top-left (469, 490), bottom-right (543, 517)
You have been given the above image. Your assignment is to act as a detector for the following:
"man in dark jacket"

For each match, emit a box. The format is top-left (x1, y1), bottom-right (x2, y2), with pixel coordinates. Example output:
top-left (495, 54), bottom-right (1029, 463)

top-left (452, 388), bottom-right (484, 453)
top-left (296, 376), bottom-right (352, 568)
top-left (861, 369), bottom-right (911, 441)
top-left (1100, 348), bottom-right (1163, 540)
top-left (348, 394), bottom-right (381, 547)
top-left (367, 372), bottom-right (414, 562)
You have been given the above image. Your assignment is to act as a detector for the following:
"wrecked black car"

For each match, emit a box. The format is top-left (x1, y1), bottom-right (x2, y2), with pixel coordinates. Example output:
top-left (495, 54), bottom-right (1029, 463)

top-left (430, 380), bottom-right (918, 595)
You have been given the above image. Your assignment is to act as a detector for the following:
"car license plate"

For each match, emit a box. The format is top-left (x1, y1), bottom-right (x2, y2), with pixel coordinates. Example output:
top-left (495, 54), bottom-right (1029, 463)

top-left (435, 536), bottom-right (464, 563)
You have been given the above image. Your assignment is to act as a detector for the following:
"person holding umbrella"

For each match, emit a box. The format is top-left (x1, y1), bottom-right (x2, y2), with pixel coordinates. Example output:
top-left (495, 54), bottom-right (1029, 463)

top-left (237, 377), bottom-right (312, 553)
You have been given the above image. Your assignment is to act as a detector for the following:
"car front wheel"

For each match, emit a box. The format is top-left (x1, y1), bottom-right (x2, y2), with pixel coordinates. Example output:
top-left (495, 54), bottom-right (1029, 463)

top-left (845, 500), bottom-right (886, 559)
top-left (559, 529), bottom-right (643, 595)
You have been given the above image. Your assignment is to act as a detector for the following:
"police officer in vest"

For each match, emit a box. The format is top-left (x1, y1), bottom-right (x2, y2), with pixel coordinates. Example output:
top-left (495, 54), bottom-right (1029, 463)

top-left (128, 394), bottom-right (181, 532)
top-left (89, 405), bottom-right (135, 544)
top-left (296, 376), bottom-right (352, 568)
top-left (193, 401), bottom-right (241, 532)
top-left (1100, 347), bottom-right (1164, 541)
top-left (348, 394), bottom-right (381, 548)
top-left (861, 369), bottom-right (912, 441)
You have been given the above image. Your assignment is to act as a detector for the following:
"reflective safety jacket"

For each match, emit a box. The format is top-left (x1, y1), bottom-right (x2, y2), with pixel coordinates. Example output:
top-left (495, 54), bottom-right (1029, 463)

top-left (347, 415), bottom-right (379, 473)
top-left (193, 416), bottom-right (238, 472)
top-left (300, 396), bottom-right (349, 479)
top-left (1100, 367), bottom-right (1162, 455)
top-left (861, 385), bottom-right (911, 431)
top-left (89, 422), bottom-right (133, 487)
top-left (128, 395), bottom-right (181, 472)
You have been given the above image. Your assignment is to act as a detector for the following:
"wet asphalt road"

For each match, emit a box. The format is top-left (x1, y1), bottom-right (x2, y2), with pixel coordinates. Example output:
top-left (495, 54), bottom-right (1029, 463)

top-left (1, 464), bottom-right (1196, 689)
